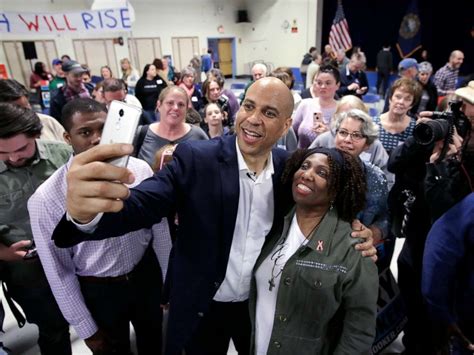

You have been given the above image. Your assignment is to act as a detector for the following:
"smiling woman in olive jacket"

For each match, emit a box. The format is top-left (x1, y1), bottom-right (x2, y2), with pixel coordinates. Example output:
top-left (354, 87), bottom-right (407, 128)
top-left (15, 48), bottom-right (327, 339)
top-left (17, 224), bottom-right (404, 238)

top-left (250, 148), bottom-right (378, 355)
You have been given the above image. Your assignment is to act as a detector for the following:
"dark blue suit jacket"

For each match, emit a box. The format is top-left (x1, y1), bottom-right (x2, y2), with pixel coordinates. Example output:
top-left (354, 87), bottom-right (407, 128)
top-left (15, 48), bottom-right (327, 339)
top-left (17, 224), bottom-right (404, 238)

top-left (53, 135), bottom-right (291, 354)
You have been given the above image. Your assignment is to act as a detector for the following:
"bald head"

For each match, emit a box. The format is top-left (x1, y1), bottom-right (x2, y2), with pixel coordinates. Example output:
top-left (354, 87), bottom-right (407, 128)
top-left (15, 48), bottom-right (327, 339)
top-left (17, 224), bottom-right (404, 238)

top-left (235, 77), bottom-right (293, 167)
top-left (248, 77), bottom-right (294, 118)
top-left (449, 50), bottom-right (464, 69)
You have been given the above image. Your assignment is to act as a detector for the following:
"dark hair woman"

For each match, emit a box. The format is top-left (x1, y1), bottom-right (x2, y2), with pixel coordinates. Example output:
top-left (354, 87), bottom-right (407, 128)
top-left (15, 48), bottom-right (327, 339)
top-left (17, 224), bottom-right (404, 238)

top-left (135, 64), bottom-right (168, 121)
top-left (250, 147), bottom-right (378, 355)
top-left (29, 61), bottom-right (52, 109)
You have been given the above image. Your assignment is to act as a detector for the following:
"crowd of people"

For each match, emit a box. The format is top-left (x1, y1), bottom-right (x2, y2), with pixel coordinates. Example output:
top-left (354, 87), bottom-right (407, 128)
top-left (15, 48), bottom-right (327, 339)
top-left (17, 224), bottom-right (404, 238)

top-left (0, 41), bottom-right (472, 355)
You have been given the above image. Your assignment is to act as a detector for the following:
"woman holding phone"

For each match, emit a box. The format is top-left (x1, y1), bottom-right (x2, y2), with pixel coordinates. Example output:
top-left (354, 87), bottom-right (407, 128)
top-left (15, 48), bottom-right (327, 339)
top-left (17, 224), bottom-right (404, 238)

top-left (292, 65), bottom-right (340, 148)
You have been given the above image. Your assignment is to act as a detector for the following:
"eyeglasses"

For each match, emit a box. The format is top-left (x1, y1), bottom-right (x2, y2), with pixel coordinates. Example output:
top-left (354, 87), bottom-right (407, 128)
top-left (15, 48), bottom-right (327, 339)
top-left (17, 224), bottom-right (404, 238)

top-left (336, 129), bottom-right (366, 141)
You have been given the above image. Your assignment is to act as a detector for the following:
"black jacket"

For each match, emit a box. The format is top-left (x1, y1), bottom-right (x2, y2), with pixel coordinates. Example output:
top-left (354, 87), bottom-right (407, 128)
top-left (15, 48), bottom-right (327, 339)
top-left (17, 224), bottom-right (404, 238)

top-left (135, 76), bottom-right (167, 111)
top-left (337, 68), bottom-right (369, 98)
top-left (388, 137), bottom-right (471, 266)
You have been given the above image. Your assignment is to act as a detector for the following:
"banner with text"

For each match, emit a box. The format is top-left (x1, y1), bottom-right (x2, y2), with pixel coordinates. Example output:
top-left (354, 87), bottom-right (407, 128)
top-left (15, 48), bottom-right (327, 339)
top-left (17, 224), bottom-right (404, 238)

top-left (0, 8), bottom-right (132, 35)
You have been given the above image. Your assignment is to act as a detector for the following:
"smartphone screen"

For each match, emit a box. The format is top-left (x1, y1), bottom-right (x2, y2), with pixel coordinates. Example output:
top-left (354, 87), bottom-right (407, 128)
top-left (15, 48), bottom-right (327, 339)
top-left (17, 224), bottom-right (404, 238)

top-left (313, 112), bottom-right (322, 126)
top-left (99, 100), bottom-right (141, 167)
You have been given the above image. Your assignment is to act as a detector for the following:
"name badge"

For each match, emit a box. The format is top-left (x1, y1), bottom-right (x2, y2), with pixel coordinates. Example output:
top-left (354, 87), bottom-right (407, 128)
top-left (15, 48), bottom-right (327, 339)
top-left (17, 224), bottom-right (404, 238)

top-left (191, 96), bottom-right (198, 102)
top-left (156, 79), bottom-right (163, 84)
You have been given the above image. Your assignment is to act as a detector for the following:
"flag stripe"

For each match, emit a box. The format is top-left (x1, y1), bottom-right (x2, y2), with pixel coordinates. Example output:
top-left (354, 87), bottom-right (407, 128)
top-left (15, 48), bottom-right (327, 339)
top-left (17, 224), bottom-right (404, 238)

top-left (329, 2), bottom-right (352, 53)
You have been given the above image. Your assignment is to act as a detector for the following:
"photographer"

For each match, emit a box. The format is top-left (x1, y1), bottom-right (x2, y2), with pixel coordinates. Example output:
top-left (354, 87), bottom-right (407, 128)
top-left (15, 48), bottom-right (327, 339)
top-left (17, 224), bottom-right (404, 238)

top-left (422, 82), bottom-right (474, 355)
top-left (387, 81), bottom-right (473, 354)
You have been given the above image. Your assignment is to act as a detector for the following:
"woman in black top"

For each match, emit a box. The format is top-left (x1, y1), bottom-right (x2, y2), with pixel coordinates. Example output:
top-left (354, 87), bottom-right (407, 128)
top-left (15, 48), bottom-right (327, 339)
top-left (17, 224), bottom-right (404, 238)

top-left (135, 64), bottom-right (168, 120)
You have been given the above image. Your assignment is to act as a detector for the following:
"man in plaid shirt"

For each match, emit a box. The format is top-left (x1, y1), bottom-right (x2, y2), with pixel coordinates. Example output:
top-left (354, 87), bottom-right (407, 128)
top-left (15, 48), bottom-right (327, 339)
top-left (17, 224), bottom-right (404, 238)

top-left (433, 50), bottom-right (464, 96)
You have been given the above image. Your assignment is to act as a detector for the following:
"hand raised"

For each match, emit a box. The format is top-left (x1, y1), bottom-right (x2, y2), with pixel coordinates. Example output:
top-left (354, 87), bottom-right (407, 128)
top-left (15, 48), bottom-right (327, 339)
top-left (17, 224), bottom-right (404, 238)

top-left (67, 144), bottom-right (135, 223)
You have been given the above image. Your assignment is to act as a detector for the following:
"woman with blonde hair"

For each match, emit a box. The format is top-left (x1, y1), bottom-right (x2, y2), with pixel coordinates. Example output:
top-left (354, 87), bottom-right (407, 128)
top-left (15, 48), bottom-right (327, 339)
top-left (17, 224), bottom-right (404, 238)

top-left (136, 86), bottom-right (208, 166)
top-left (120, 58), bottom-right (140, 95)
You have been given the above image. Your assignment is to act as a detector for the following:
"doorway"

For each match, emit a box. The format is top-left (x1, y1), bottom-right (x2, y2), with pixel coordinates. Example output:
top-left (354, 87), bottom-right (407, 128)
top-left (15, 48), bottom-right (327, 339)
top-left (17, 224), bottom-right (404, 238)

top-left (171, 37), bottom-right (199, 72)
top-left (129, 37), bottom-right (163, 73)
top-left (73, 39), bottom-right (118, 79)
top-left (2, 40), bottom-right (58, 87)
top-left (207, 38), bottom-right (236, 78)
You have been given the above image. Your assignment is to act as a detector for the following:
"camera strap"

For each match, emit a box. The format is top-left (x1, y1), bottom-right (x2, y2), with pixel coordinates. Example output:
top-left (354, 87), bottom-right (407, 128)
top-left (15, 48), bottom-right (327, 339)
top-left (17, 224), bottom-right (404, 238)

top-left (435, 126), bottom-right (455, 164)
top-left (401, 189), bottom-right (416, 238)
top-left (1, 281), bottom-right (26, 328)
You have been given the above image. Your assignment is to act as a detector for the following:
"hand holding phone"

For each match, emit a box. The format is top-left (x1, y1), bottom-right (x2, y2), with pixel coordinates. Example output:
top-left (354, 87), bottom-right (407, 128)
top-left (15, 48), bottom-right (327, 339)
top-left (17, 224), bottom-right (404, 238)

top-left (313, 112), bottom-right (328, 134)
top-left (356, 86), bottom-right (368, 95)
top-left (99, 101), bottom-right (141, 168)
top-left (313, 112), bottom-right (322, 126)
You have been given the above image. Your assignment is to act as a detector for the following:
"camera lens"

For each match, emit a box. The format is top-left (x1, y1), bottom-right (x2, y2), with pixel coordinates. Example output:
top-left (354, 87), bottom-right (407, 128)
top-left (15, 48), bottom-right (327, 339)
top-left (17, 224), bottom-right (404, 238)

top-left (119, 109), bottom-right (124, 117)
top-left (413, 119), bottom-right (450, 145)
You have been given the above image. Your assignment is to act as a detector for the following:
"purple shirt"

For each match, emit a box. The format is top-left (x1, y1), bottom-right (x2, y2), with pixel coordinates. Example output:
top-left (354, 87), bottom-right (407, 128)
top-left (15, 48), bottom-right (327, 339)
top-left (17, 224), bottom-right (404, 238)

top-left (28, 157), bottom-right (172, 339)
top-left (292, 98), bottom-right (337, 148)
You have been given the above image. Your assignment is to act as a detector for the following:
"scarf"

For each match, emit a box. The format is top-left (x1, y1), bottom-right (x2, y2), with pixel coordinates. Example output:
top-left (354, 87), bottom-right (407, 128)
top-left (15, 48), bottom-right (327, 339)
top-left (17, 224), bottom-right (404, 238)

top-left (179, 83), bottom-right (195, 108)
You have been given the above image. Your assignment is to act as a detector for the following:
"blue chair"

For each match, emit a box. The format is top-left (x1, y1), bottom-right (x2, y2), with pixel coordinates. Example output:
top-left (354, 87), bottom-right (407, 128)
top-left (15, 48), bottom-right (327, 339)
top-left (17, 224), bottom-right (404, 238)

top-left (363, 93), bottom-right (381, 117)
top-left (366, 71), bottom-right (377, 92)
top-left (230, 82), bottom-right (246, 90)
top-left (363, 93), bottom-right (381, 104)
top-left (291, 67), bottom-right (303, 85)
top-left (369, 107), bottom-right (379, 117)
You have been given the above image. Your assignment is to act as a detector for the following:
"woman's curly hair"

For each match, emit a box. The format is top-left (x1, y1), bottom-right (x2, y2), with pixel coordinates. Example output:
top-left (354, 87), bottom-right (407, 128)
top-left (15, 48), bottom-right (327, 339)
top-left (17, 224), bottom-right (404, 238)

top-left (281, 148), bottom-right (367, 222)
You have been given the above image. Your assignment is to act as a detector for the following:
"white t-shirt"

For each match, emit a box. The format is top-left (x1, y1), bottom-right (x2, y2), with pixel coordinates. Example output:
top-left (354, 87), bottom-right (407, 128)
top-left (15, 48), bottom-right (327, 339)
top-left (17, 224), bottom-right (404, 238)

top-left (254, 214), bottom-right (308, 355)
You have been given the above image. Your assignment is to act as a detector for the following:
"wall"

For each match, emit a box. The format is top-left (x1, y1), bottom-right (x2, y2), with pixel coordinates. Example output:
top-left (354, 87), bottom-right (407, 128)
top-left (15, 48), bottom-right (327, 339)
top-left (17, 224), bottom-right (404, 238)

top-left (0, 0), bottom-right (318, 77)
top-left (241, 0), bottom-right (317, 73)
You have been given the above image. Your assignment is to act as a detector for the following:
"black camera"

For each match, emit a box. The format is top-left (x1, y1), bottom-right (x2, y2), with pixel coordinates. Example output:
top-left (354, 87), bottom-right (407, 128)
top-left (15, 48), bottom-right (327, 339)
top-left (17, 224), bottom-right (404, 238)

top-left (413, 101), bottom-right (470, 145)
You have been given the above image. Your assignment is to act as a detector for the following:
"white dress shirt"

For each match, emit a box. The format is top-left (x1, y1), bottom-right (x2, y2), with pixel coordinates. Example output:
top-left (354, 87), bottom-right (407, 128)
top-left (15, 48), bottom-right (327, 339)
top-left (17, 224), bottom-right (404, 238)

top-left (213, 141), bottom-right (275, 302)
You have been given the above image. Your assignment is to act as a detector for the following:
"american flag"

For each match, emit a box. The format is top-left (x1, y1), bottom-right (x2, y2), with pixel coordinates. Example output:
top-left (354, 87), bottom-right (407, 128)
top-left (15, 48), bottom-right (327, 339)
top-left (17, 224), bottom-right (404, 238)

top-left (329, 1), bottom-right (352, 53)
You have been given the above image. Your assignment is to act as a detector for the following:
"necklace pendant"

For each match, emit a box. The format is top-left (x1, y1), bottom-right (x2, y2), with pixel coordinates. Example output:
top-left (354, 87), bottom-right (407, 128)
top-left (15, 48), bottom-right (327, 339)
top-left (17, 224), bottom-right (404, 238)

top-left (268, 278), bottom-right (275, 291)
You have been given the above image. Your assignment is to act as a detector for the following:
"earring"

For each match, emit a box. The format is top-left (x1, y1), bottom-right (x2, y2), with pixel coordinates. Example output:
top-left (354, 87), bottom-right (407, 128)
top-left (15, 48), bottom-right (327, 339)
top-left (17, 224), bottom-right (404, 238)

top-left (329, 201), bottom-right (334, 210)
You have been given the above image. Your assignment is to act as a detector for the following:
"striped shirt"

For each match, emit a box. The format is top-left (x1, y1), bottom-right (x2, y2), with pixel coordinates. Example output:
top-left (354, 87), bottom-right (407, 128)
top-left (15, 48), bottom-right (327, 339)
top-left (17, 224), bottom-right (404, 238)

top-left (433, 64), bottom-right (459, 96)
top-left (28, 157), bottom-right (172, 340)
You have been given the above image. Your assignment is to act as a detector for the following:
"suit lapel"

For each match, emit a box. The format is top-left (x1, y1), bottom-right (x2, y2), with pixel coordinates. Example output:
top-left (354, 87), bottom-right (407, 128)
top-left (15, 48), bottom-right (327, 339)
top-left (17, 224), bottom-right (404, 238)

top-left (217, 136), bottom-right (240, 274)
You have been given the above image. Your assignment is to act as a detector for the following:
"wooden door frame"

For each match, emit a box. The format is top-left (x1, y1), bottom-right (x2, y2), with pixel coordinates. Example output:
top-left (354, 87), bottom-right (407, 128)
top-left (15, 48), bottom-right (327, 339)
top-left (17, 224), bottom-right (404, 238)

top-left (128, 37), bottom-right (163, 72)
top-left (171, 36), bottom-right (199, 72)
top-left (207, 37), bottom-right (236, 79)
top-left (72, 38), bottom-right (118, 75)
top-left (2, 40), bottom-right (58, 86)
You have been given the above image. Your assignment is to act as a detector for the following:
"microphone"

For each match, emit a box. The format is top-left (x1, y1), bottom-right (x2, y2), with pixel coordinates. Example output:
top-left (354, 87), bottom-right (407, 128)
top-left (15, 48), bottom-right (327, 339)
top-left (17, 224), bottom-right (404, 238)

top-left (246, 171), bottom-right (257, 182)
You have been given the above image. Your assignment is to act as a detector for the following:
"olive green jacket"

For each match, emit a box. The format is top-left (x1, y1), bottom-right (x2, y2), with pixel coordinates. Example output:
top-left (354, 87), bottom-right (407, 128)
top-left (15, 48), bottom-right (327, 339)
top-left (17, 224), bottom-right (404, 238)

top-left (0, 140), bottom-right (71, 286)
top-left (249, 207), bottom-right (378, 355)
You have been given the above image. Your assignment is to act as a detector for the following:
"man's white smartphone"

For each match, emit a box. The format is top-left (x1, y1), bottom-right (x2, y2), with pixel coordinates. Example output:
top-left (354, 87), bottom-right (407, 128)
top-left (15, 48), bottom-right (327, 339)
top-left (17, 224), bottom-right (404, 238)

top-left (99, 100), bottom-right (141, 168)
